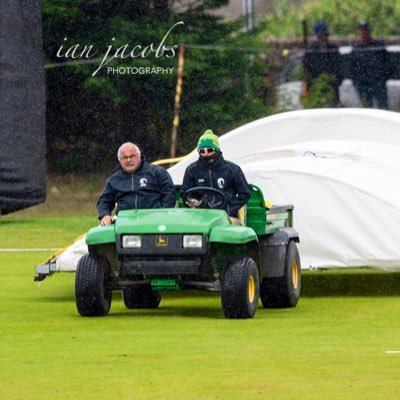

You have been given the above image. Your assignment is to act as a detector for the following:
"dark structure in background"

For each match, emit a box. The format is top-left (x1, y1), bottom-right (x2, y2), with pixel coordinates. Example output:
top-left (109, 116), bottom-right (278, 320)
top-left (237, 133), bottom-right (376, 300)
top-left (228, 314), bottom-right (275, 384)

top-left (0, 0), bottom-right (46, 215)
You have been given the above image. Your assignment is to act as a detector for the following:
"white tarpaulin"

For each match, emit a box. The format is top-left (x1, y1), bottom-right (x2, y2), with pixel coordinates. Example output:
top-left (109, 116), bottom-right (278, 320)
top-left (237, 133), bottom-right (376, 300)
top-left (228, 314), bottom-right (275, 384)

top-left (55, 235), bottom-right (88, 272)
top-left (52, 108), bottom-right (400, 272)
top-left (242, 144), bottom-right (400, 269)
top-left (169, 108), bottom-right (400, 270)
top-left (168, 108), bottom-right (400, 178)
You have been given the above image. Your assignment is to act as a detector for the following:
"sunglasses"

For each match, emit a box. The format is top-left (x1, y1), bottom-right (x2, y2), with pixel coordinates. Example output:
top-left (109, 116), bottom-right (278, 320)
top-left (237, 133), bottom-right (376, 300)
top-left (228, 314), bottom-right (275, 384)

top-left (199, 147), bottom-right (215, 155)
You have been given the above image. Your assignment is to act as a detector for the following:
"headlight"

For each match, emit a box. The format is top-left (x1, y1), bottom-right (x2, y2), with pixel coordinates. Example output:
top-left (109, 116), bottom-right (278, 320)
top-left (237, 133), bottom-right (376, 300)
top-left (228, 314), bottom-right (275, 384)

top-left (183, 235), bottom-right (203, 248)
top-left (122, 235), bottom-right (142, 248)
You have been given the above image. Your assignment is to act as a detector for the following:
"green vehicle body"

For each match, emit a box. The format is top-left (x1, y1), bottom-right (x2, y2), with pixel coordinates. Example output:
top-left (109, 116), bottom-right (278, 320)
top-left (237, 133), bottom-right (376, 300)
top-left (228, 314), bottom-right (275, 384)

top-left (75, 184), bottom-right (301, 318)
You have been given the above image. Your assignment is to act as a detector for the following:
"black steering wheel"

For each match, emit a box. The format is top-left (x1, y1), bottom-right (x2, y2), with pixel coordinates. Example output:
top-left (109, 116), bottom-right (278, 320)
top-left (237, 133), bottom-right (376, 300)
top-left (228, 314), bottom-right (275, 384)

top-left (182, 186), bottom-right (226, 209)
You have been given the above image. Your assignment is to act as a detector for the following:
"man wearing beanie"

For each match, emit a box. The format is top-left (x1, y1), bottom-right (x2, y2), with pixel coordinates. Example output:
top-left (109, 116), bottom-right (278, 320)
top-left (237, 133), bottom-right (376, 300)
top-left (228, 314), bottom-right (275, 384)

top-left (180, 130), bottom-right (251, 224)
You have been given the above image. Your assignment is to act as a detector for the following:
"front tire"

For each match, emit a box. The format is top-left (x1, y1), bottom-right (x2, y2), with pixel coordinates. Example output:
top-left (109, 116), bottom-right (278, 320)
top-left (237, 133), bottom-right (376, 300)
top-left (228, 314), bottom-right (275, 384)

top-left (75, 253), bottom-right (112, 316)
top-left (221, 256), bottom-right (259, 319)
top-left (260, 241), bottom-right (301, 308)
top-left (122, 285), bottom-right (161, 309)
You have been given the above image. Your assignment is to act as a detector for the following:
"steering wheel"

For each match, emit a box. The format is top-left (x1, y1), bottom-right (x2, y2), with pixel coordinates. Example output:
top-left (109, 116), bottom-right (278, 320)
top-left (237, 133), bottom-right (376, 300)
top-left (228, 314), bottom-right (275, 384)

top-left (182, 186), bottom-right (226, 209)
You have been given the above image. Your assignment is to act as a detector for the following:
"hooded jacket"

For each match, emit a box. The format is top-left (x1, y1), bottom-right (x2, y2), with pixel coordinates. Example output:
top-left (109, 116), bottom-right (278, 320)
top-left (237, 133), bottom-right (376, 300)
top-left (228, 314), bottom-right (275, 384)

top-left (180, 152), bottom-right (251, 217)
top-left (97, 155), bottom-right (176, 219)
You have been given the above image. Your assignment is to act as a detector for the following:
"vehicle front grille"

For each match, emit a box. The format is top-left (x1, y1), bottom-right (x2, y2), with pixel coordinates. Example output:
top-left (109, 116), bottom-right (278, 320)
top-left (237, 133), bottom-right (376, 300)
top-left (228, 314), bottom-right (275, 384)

top-left (119, 255), bottom-right (202, 277)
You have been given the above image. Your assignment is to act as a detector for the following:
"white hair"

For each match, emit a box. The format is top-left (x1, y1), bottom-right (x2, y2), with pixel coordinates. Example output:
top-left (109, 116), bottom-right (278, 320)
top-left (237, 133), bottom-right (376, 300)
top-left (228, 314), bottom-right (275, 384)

top-left (117, 142), bottom-right (141, 160)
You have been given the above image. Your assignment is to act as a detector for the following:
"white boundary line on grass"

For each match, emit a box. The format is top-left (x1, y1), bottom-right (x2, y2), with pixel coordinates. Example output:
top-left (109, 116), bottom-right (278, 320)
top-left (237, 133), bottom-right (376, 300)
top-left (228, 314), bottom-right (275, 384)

top-left (385, 350), bottom-right (400, 354)
top-left (0, 248), bottom-right (60, 252)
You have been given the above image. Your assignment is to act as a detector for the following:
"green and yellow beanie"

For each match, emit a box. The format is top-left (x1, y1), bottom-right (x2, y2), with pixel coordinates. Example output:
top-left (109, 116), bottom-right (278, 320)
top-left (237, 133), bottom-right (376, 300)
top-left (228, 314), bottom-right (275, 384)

top-left (197, 129), bottom-right (220, 151)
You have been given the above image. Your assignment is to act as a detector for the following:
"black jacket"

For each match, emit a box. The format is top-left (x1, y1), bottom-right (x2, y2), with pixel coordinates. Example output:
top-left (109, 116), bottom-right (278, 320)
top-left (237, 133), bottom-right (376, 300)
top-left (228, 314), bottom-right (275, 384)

top-left (97, 156), bottom-right (176, 219)
top-left (350, 40), bottom-right (390, 83)
top-left (180, 152), bottom-right (251, 217)
top-left (304, 41), bottom-right (343, 87)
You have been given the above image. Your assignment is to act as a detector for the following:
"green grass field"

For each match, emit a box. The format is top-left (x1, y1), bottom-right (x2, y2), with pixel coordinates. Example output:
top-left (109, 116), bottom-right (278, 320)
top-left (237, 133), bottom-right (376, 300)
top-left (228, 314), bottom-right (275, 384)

top-left (1, 197), bottom-right (400, 399)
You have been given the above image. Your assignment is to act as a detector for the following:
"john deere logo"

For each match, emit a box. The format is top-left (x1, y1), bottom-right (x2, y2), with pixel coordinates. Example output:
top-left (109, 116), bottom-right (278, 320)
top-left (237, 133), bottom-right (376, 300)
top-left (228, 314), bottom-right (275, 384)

top-left (156, 236), bottom-right (168, 247)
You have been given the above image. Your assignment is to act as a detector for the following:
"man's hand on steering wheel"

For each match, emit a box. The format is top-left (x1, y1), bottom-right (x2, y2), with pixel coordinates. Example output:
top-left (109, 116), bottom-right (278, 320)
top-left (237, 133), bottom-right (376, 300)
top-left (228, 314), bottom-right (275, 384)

top-left (186, 197), bottom-right (202, 208)
top-left (182, 187), bottom-right (226, 209)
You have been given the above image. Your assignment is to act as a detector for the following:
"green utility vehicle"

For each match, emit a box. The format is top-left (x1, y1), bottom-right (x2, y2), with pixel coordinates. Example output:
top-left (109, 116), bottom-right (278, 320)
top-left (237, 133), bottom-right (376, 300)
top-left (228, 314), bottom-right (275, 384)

top-left (74, 185), bottom-right (301, 319)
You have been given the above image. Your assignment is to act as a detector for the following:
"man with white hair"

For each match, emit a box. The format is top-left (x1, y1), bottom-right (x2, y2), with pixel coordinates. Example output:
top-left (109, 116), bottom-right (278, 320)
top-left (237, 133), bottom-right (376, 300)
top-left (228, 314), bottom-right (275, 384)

top-left (97, 142), bottom-right (176, 225)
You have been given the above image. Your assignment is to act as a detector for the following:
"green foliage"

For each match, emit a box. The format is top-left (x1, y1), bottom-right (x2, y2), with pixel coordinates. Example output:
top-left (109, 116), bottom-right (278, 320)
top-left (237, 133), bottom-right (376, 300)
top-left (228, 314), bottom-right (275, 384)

top-left (301, 73), bottom-right (335, 108)
top-left (259, 0), bottom-right (400, 38)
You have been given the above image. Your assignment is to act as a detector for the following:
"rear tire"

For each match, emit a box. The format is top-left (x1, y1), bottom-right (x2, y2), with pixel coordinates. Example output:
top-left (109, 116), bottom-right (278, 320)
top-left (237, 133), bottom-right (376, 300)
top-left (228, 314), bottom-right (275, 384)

top-left (75, 253), bottom-right (112, 316)
top-left (122, 285), bottom-right (161, 309)
top-left (221, 256), bottom-right (259, 319)
top-left (260, 241), bottom-right (301, 308)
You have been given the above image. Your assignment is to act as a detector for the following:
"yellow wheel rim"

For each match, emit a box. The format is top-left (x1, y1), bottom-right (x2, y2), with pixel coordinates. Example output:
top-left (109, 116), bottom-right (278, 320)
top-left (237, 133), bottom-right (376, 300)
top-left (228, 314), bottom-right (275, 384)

top-left (292, 260), bottom-right (299, 289)
top-left (248, 275), bottom-right (255, 303)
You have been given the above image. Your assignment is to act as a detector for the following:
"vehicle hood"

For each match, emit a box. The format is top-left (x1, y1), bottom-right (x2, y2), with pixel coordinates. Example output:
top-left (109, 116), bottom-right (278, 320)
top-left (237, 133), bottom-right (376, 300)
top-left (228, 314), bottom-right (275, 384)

top-left (115, 208), bottom-right (231, 235)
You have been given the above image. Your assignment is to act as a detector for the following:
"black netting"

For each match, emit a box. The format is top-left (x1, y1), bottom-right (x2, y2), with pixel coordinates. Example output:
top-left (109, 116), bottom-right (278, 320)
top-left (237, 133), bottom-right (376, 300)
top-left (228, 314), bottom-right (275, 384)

top-left (0, 0), bottom-right (46, 215)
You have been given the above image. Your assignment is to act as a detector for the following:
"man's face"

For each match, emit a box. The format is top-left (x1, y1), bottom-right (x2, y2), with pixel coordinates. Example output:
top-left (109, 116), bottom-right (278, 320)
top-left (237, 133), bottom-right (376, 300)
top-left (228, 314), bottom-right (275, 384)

top-left (119, 145), bottom-right (141, 173)
top-left (198, 147), bottom-right (216, 158)
top-left (318, 33), bottom-right (329, 44)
